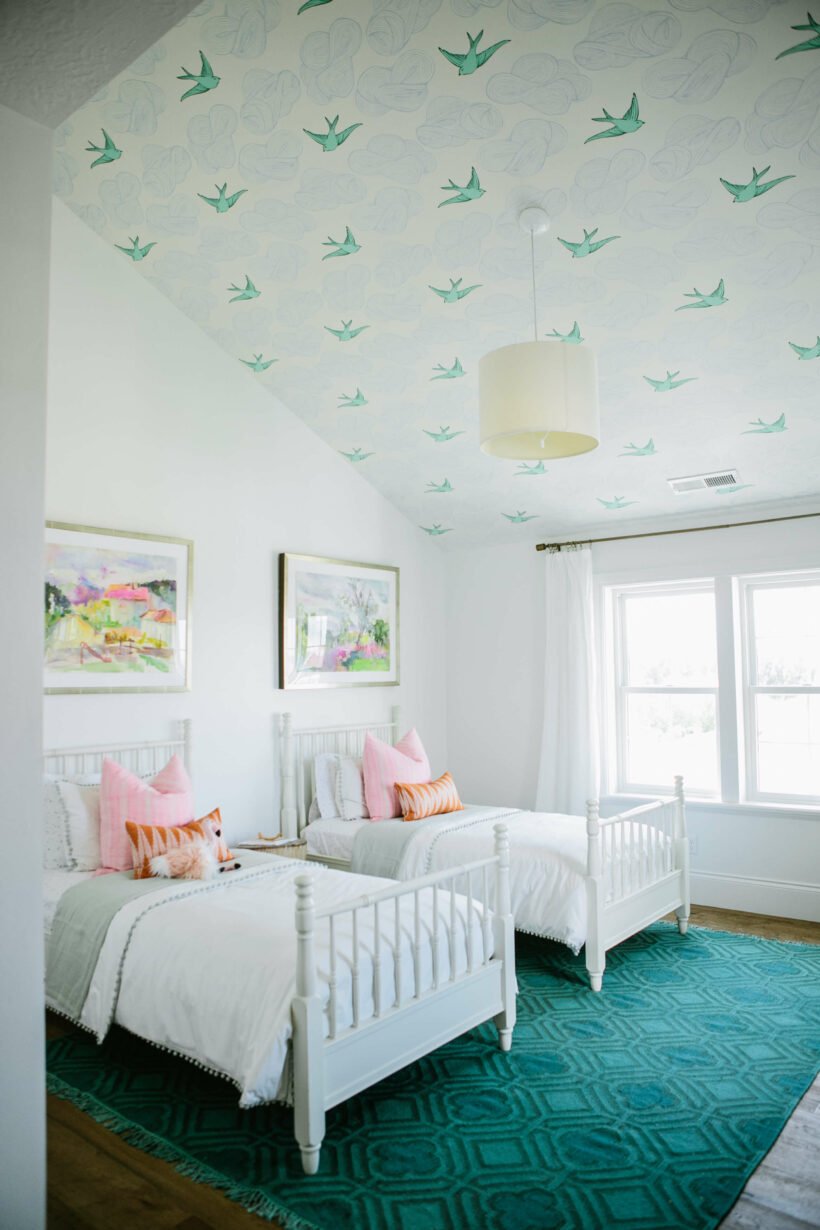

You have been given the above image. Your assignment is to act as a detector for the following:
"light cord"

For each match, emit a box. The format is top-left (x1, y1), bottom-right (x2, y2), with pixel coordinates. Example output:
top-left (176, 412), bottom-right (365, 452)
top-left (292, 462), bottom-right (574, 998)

top-left (530, 228), bottom-right (538, 342)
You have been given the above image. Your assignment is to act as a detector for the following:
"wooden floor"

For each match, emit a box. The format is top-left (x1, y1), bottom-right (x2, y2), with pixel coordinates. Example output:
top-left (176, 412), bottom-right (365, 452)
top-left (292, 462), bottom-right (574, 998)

top-left (46, 906), bottom-right (820, 1230)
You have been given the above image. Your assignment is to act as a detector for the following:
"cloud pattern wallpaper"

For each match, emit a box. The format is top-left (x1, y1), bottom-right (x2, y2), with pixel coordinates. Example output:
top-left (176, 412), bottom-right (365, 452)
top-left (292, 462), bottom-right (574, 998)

top-left (57, 0), bottom-right (820, 545)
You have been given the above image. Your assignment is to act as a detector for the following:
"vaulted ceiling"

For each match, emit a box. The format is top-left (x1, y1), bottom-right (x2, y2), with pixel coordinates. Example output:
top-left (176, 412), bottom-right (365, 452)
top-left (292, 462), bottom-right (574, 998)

top-left (58, 0), bottom-right (820, 546)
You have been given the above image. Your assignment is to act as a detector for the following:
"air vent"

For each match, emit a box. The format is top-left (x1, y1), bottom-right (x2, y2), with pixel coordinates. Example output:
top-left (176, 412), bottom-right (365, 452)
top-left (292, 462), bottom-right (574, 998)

top-left (668, 470), bottom-right (739, 495)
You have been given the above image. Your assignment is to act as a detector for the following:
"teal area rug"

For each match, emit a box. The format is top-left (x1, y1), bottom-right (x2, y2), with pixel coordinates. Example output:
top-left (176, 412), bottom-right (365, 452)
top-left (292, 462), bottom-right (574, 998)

top-left (47, 924), bottom-right (820, 1230)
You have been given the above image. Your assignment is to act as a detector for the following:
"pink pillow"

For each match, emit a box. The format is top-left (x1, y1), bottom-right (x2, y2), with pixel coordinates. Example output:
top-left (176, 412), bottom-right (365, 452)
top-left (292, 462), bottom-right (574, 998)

top-left (363, 729), bottom-right (431, 821)
top-left (99, 755), bottom-right (194, 872)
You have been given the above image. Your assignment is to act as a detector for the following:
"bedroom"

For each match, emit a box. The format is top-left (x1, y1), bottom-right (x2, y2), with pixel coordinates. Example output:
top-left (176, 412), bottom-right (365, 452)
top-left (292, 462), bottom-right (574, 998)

top-left (1, 0), bottom-right (819, 1226)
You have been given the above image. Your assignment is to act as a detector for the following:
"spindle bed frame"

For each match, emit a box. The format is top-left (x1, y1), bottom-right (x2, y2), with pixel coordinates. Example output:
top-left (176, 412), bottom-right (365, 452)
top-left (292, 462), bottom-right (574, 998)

top-left (277, 710), bottom-right (691, 991)
top-left (44, 723), bottom-right (516, 1174)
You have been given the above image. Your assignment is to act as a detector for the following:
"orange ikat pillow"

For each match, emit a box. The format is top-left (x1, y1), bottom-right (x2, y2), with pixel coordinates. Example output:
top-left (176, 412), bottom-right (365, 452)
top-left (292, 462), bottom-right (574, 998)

top-left (395, 772), bottom-right (464, 822)
top-left (126, 808), bottom-right (233, 879)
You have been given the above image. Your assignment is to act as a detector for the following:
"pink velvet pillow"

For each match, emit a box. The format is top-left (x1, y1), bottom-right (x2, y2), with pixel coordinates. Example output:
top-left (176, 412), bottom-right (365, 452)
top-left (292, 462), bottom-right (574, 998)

top-left (362, 729), bottom-right (431, 821)
top-left (99, 755), bottom-right (194, 872)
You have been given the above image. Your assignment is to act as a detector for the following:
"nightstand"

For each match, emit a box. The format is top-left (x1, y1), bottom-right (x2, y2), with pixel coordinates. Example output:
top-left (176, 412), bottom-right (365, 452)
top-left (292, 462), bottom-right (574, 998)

top-left (235, 839), bottom-right (307, 860)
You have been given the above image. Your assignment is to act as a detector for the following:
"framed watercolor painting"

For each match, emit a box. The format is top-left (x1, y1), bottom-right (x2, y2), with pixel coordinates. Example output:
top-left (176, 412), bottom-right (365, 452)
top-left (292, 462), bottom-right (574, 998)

top-left (44, 522), bottom-right (192, 694)
top-left (279, 554), bottom-right (399, 690)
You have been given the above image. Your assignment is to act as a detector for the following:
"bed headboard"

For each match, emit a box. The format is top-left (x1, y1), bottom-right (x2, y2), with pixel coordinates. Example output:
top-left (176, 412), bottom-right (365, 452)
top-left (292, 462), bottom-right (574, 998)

top-left (278, 708), bottom-right (400, 838)
top-left (43, 719), bottom-right (192, 777)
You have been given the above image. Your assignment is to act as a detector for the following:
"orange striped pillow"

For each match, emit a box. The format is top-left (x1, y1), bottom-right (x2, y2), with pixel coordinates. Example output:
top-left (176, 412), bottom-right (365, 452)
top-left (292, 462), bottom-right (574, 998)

top-left (126, 808), bottom-right (233, 879)
top-left (395, 772), bottom-right (464, 822)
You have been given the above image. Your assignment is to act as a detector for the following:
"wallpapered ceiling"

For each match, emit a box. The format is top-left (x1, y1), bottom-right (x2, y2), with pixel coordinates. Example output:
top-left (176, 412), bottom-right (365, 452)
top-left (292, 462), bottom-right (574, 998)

top-left (58, 0), bottom-right (820, 546)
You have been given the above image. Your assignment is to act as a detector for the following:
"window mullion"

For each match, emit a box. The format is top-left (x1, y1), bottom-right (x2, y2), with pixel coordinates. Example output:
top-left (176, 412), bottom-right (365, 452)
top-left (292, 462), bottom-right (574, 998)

top-left (715, 575), bottom-right (739, 804)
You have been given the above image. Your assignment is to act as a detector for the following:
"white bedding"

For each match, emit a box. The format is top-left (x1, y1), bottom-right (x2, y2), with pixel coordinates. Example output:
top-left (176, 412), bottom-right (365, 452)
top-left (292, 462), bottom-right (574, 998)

top-left (303, 817), bottom-right (366, 860)
top-left (43, 869), bottom-right (95, 939)
top-left (76, 856), bottom-right (489, 1108)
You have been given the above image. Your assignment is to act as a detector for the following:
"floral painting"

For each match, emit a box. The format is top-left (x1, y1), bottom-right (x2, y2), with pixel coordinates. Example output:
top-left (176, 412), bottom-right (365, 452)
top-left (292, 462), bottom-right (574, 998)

top-left (44, 523), bottom-right (192, 693)
top-left (279, 554), bottom-right (399, 690)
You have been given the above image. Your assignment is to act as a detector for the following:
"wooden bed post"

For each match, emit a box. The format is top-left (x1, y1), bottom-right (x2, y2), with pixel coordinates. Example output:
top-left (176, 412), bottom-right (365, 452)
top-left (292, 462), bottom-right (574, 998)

top-left (280, 713), bottom-right (297, 839)
top-left (292, 875), bottom-right (325, 1175)
top-left (673, 776), bottom-right (690, 935)
top-left (390, 704), bottom-right (401, 746)
top-left (585, 800), bottom-right (606, 992)
top-left (492, 824), bottom-right (516, 1052)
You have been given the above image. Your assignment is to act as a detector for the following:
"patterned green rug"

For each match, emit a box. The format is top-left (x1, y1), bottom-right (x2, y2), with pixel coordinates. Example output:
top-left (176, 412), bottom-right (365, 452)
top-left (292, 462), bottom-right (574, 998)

top-left (47, 924), bottom-right (819, 1230)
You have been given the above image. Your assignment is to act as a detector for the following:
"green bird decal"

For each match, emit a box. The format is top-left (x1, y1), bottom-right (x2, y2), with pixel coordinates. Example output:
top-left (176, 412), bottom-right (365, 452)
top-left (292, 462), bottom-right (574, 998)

top-left (789, 336), bottom-right (820, 359)
top-left (325, 320), bottom-right (369, 341)
top-left (516, 461), bottom-right (547, 475)
top-left (115, 236), bottom-right (156, 262)
top-left (546, 322), bottom-right (583, 344)
top-left (744, 413), bottom-right (786, 434)
top-left (720, 165), bottom-right (795, 203)
top-left (676, 279), bottom-right (727, 311)
top-left (643, 370), bottom-right (697, 392)
top-left (426, 478), bottom-right (454, 493)
top-left (421, 523), bottom-right (453, 536)
top-left (178, 51), bottom-right (220, 101)
top-left (241, 354), bottom-right (276, 372)
top-left (502, 510), bottom-right (538, 523)
top-left (338, 388), bottom-right (367, 407)
top-left (776, 12), bottom-right (820, 59)
top-left (439, 30), bottom-right (511, 76)
top-left (424, 426), bottom-right (464, 442)
top-left (303, 115), bottom-right (362, 153)
top-left (431, 358), bottom-right (465, 380)
top-left (322, 227), bottom-right (360, 259)
top-left (716, 483), bottom-right (755, 494)
top-left (557, 228), bottom-right (619, 259)
top-left (439, 167), bottom-right (485, 207)
top-left (584, 93), bottom-right (643, 144)
top-left (598, 496), bottom-right (636, 510)
top-left (198, 183), bottom-right (247, 213)
top-left (620, 439), bottom-right (656, 456)
top-left (429, 277), bottom-right (481, 303)
top-left (341, 447), bottom-right (373, 462)
top-left (228, 275), bottom-right (260, 302)
top-left (86, 129), bottom-right (122, 168)
top-left (298, 0), bottom-right (333, 11)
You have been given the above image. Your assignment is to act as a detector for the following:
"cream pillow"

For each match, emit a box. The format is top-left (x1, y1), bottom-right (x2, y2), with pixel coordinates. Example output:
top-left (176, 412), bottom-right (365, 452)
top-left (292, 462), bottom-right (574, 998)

top-left (43, 774), bottom-right (102, 871)
top-left (334, 756), bottom-right (370, 820)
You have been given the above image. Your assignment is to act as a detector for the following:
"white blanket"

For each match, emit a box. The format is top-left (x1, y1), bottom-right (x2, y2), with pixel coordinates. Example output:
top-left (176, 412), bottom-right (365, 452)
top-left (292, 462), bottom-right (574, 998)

top-left (79, 855), bottom-right (489, 1108)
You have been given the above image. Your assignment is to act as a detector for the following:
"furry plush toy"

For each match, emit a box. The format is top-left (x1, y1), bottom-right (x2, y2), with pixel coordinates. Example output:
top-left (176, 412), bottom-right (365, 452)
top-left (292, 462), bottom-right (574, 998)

top-left (150, 837), bottom-right (241, 881)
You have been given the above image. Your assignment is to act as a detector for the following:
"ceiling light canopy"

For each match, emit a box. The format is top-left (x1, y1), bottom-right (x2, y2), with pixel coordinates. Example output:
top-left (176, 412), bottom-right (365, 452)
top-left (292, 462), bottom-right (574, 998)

top-left (479, 207), bottom-right (601, 461)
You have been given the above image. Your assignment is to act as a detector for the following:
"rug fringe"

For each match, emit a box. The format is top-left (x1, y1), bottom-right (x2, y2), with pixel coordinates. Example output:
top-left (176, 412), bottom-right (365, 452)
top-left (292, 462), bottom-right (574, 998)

top-left (46, 1074), bottom-right (318, 1230)
top-left (653, 918), bottom-right (820, 949)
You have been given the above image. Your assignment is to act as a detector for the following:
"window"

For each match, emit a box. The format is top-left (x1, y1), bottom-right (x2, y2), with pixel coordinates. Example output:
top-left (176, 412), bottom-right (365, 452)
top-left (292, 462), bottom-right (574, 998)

top-left (739, 574), bottom-right (820, 805)
top-left (611, 583), bottom-right (719, 797)
top-left (605, 568), bottom-right (820, 808)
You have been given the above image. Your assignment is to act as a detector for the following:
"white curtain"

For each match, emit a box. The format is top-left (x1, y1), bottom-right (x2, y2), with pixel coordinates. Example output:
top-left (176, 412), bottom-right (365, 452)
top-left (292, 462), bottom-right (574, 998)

top-left (534, 545), bottom-right (600, 815)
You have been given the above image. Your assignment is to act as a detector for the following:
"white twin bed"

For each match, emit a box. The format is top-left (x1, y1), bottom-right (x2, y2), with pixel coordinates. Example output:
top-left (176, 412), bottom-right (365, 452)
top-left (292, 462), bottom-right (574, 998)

top-left (43, 724), bottom-right (516, 1175)
top-left (278, 709), bottom-right (691, 991)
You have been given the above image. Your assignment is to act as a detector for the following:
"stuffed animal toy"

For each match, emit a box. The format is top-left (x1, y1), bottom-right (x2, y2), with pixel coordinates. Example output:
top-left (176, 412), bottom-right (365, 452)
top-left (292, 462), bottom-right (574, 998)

top-left (150, 837), bottom-right (242, 881)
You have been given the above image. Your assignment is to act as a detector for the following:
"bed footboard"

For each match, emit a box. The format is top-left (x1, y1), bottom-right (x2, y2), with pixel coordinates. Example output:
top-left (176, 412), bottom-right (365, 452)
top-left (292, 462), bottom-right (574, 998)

top-left (291, 824), bottom-right (515, 1175)
top-left (585, 777), bottom-right (689, 991)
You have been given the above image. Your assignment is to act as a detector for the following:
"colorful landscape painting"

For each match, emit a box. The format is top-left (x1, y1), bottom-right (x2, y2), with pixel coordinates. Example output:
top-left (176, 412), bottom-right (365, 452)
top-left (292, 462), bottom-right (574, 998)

top-left (280, 554), bottom-right (399, 689)
top-left (44, 524), bottom-right (191, 692)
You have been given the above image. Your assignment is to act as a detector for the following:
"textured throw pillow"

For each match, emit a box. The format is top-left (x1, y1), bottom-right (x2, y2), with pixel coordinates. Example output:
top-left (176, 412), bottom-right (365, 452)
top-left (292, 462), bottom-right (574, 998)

top-left (362, 729), bottom-right (431, 822)
top-left (100, 755), bottom-right (194, 872)
top-left (334, 756), bottom-right (370, 820)
top-left (396, 772), bottom-right (464, 822)
top-left (127, 807), bottom-right (233, 880)
top-left (43, 774), bottom-right (103, 871)
top-left (313, 752), bottom-right (341, 819)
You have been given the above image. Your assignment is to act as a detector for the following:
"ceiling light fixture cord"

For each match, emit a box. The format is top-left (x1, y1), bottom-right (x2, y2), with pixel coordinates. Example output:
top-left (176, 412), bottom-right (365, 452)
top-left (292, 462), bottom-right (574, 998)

top-left (530, 228), bottom-right (538, 342)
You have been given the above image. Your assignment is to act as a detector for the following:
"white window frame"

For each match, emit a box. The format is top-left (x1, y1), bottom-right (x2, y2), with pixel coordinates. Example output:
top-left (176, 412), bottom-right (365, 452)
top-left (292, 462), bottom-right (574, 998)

top-left (736, 569), bottom-right (820, 808)
top-left (609, 579), bottom-right (721, 800)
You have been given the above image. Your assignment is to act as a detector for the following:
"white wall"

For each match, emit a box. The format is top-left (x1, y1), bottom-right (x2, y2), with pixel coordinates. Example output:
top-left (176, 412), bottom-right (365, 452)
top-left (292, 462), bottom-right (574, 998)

top-left (446, 518), bottom-right (820, 921)
top-left (44, 201), bottom-right (447, 839)
top-left (0, 102), bottom-right (51, 1230)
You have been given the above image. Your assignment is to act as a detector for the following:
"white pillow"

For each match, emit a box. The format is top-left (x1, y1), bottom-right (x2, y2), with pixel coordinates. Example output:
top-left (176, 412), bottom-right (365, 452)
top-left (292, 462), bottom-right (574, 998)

top-left (334, 756), bottom-right (370, 821)
top-left (313, 752), bottom-right (341, 819)
top-left (43, 774), bottom-right (102, 871)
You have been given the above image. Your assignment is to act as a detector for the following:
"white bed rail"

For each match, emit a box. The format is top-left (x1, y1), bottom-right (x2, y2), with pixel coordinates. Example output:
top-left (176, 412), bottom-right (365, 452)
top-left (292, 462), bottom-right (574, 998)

top-left (292, 823), bottom-right (515, 1174)
top-left (44, 719), bottom-right (192, 776)
top-left (279, 708), bottom-right (401, 838)
top-left (585, 777), bottom-right (689, 990)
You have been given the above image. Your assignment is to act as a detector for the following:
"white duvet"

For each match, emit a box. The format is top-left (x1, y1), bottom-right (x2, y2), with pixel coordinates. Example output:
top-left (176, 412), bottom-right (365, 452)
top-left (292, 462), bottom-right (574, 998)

top-left (78, 855), bottom-right (489, 1108)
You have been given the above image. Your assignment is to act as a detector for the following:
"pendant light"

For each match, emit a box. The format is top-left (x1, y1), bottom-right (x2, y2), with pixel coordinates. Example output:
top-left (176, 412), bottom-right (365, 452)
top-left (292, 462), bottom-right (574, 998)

top-left (479, 207), bottom-right (600, 460)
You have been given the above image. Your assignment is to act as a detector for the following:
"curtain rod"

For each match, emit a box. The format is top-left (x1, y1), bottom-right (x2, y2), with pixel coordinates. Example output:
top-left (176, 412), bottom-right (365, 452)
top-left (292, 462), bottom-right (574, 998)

top-left (534, 509), bottom-right (820, 552)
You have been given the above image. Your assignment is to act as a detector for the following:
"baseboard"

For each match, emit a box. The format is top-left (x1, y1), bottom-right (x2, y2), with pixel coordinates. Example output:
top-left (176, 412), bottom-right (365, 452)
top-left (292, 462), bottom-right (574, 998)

top-left (691, 871), bottom-right (820, 922)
